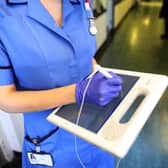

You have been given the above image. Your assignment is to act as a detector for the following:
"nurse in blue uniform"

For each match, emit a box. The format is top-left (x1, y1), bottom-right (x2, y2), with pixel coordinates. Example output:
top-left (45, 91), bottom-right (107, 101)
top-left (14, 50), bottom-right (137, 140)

top-left (0, 0), bottom-right (122, 167)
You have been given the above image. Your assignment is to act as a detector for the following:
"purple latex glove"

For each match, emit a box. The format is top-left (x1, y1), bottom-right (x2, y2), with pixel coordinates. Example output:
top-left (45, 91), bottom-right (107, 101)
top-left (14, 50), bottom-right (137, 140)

top-left (76, 71), bottom-right (123, 106)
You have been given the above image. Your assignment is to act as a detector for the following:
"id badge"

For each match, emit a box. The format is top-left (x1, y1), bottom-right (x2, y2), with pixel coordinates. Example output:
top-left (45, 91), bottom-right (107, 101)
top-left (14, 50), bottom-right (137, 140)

top-left (27, 152), bottom-right (54, 167)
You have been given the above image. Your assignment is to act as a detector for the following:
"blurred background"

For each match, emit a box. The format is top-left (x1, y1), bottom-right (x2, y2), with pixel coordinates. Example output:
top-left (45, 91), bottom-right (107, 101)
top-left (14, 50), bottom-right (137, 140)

top-left (0, 0), bottom-right (167, 168)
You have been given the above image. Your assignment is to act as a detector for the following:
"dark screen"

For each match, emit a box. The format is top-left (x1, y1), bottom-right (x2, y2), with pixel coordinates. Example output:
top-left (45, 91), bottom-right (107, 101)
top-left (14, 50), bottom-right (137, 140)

top-left (55, 75), bottom-right (139, 133)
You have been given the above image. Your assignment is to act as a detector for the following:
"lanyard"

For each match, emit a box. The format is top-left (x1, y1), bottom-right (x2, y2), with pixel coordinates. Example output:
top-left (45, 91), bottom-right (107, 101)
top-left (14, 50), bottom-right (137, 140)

top-left (85, 0), bottom-right (93, 17)
top-left (85, 0), bottom-right (97, 35)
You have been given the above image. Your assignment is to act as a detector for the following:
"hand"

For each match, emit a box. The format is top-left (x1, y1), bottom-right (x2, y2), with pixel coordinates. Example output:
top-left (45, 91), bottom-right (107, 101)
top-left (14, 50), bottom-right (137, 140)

top-left (76, 71), bottom-right (122, 106)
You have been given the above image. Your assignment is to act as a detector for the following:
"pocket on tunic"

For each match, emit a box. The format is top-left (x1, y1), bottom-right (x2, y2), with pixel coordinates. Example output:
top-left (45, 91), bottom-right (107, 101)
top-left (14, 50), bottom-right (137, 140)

top-left (23, 127), bottom-right (60, 168)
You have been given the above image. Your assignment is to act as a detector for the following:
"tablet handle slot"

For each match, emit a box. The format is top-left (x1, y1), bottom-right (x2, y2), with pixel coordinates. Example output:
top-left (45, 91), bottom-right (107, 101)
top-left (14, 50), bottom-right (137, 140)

top-left (119, 95), bottom-right (146, 123)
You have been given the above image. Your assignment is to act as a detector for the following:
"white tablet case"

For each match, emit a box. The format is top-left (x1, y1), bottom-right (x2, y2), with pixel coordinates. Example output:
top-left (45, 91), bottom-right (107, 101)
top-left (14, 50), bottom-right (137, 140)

top-left (47, 68), bottom-right (168, 158)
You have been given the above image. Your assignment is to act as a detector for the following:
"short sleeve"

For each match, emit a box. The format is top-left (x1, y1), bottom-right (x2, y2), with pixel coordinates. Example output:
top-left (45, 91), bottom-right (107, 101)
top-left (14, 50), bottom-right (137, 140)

top-left (0, 40), bottom-right (15, 85)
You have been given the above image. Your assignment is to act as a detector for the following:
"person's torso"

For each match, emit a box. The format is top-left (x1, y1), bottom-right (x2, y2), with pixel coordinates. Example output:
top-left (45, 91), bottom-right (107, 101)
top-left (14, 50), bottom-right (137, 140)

top-left (0, 0), bottom-right (97, 137)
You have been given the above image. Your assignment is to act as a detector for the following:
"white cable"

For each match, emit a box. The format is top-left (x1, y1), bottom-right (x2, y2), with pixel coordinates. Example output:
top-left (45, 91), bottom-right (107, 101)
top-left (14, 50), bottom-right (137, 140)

top-left (74, 74), bottom-right (95, 168)
top-left (74, 71), bottom-right (122, 168)
top-left (116, 159), bottom-right (121, 168)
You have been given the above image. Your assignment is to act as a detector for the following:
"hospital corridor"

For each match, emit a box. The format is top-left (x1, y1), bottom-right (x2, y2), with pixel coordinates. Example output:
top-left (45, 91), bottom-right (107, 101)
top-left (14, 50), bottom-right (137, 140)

top-left (0, 0), bottom-right (168, 168)
top-left (99, 2), bottom-right (168, 168)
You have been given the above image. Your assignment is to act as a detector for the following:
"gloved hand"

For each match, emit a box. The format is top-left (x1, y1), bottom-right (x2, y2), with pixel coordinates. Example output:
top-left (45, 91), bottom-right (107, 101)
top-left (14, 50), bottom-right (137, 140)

top-left (76, 71), bottom-right (122, 106)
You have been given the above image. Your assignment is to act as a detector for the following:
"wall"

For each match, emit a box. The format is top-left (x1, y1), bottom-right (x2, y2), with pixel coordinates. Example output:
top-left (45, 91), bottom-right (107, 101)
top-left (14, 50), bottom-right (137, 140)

top-left (114, 0), bottom-right (136, 28)
top-left (95, 13), bottom-right (107, 49)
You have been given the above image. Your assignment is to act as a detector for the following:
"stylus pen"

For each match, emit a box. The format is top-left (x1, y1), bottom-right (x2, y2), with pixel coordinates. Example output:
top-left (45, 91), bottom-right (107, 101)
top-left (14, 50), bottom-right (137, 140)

top-left (95, 65), bottom-right (124, 97)
top-left (95, 65), bottom-right (113, 78)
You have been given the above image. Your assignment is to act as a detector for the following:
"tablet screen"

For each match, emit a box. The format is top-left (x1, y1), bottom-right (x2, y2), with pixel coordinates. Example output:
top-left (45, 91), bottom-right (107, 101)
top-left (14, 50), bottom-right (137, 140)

top-left (55, 75), bottom-right (139, 133)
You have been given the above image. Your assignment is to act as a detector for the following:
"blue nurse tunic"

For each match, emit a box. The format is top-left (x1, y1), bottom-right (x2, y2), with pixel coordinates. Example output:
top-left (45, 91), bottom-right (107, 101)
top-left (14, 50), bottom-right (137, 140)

top-left (0, 0), bottom-right (114, 167)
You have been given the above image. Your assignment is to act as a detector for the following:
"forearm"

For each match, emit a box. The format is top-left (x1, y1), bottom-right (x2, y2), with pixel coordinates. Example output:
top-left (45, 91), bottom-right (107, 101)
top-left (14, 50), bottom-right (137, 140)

top-left (0, 84), bottom-right (76, 113)
top-left (0, 59), bottom-right (96, 113)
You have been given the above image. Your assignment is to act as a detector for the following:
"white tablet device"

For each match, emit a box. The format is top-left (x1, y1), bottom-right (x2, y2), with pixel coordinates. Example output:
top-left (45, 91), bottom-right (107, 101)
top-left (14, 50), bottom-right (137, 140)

top-left (47, 68), bottom-right (168, 158)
